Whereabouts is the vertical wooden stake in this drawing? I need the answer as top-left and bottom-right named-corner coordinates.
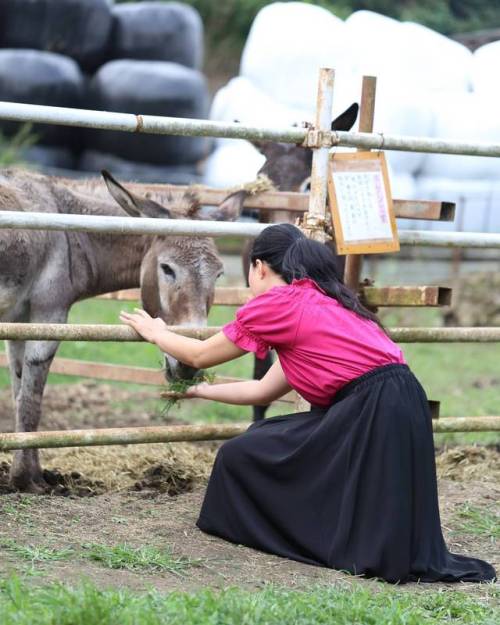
top-left (343, 76), bottom-right (377, 291)
top-left (295, 68), bottom-right (335, 412)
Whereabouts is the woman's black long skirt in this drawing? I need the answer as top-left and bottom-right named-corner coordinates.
top-left (197, 364), bottom-right (496, 584)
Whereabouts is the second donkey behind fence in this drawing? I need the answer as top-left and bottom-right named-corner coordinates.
top-left (226, 103), bottom-right (359, 419)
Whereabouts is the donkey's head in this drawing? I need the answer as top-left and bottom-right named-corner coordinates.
top-left (252, 103), bottom-right (359, 193)
top-left (102, 171), bottom-right (240, 381)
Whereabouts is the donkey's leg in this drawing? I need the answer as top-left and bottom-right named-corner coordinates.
top-left (9, 303), bottom-right (68, 492)
top-left (9, 336), bottom-right (62, 492)
top-left (6, 340), bottom-right (25, 405)
top-left (252, 351), bottom-right (274, 421)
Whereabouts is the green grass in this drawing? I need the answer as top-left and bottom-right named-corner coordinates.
top-left (0, 496), bottom-right (33, 521)
top-left (0, 576), bottom-right (498, 625)
top-left (82, 543), bottom-right (203, 577)
top-left (453, 504), bottom-right (500, 542)
top-left (0, 539), bottom-right (204, 577)
top-left (0, 539), bottom-right (73, 565)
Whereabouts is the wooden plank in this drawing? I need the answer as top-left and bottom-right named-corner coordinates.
top-left (98, 288), bottom-right (141, 302)
top-left (98, 286), bottom-right (452, 307)
top-left (361, 286), bottom-right (452, 307)
top-left (0, 354), bottom-right (295, 403)
top-left (394, 199), bottom-right (455, 221)
top-left (138, 183), bottom-right (454, 221)
top-left (0, 352), bottom-right (438, 412)
top-left (0, 353), bottom-right (439, 412)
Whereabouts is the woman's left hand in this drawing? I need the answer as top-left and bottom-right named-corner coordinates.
top-left (120, 308), bottom-right (167, 343)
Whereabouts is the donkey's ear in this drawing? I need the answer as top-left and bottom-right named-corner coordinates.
top-left (331, 103), bottom-right (359, 132)
top-left (202, 190), bottom-right (247, 222)
top-left (101, 170), bottom-right (171, 219)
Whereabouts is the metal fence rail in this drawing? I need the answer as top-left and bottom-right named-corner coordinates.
top-left (1, 211), bottom-right (500, 248)
top-left (0, 417), bottom-right (499, 451)
top-left (0, 323), bottom-right (499, 342)
top-left (3, 100), bottom-right (500, 157)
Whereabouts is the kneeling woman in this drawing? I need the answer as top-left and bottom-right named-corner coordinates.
top-left (120, 224), bottom-right (495, 584)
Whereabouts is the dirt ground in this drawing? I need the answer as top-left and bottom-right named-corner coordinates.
top-left (0, 383), bottom-right (498, 592)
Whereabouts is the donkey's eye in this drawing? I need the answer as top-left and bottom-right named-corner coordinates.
top-left (161, 263), bottom-right (176, 279)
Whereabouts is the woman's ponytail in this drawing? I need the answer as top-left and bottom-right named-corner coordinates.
top-left (281, 237), bottom-right (384, 329)
top-left (250, 224), bottom-right (384, 330)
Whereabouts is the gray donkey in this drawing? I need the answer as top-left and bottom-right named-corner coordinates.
top-left (0, 168), bottom-right (241, 492)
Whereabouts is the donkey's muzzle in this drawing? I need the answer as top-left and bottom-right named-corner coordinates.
top-left (164, 356), bottom-right (200, 382)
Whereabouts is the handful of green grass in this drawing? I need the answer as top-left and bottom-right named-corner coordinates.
top-left (160, 373), bottom-right (216, 416)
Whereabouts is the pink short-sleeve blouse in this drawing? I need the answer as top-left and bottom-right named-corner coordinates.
top-left (223, 278), bottom-right (406, 407)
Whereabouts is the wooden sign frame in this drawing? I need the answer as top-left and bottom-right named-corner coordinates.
top-left (327, 152), bottom-right (399, 254)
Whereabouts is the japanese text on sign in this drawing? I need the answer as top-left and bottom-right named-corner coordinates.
top-left (333, 170), bottom-right (392, 242)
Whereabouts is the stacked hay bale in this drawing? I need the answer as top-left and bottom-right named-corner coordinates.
top-left (0, 0), bottom-right (209, 183)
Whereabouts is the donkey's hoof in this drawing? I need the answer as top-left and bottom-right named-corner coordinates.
top-left (9, 473), bottom-right (49, 494)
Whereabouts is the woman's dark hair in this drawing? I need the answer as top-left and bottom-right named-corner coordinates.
top-left (250, 224), bottom-right (383, 329)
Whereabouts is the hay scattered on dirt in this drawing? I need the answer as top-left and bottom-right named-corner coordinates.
top-left (0, 442), bottom-right (217, 497)
top-left (436, 445), bottom-right (500, 482)
top-left (1, 444), bottom-right (497, 497)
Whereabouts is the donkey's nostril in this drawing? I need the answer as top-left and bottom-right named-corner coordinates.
top-left (175, 363), bottom-right (200, 381)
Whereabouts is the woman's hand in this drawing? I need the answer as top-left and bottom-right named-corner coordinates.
top-left (183, 382), bottom-right (211, 398)
top-left (120, 308), bottom-right (167, 343)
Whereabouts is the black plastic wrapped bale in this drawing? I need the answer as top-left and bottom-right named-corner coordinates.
top-left (85, 60), bottom-right (210, 165)
top-left (0, 0), bottom-right (113, 71)
top-left (0, 49), bottom-right (84, 148)
top-left (110, 1), bottom-right (203, 69)
top-left (79, 150), bottom-right (203, 184)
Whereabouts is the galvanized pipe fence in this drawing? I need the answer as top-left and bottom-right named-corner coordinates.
top-left (0, 323), bottom-right (499, 343)
top-left (1, 210), bottom-right (500, 248)
top-left (3, 99), bottom-right (500, 157)
top-left (0, 417), bottom-right (498, 452)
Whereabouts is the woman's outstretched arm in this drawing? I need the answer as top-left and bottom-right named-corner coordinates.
top-left (184, 360), bottom-right (292, 406)
top-left (119, 308), bottom-right (246, 367)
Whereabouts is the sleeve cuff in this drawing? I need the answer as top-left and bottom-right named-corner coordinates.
top-left (222, 320), bottom-right (269, 360)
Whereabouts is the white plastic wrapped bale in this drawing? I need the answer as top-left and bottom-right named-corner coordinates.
top-left (345, 11), bottom-right (403, 85)
top-left (211, 76), bottom-right (310, 127)
top-left (388, 172), bottom-right (419, 234)
top-left (399, 22), bottom-right (472, 92)
top-left (210, 76), bottom-right (310, 150)
top-left (345, 12), bottom-right (472, 95)
top-left (203, 142), bottom-right (265, 189)
top-left (368, 88), bottom-right (434, 175)
top-left (420, 92), bottom-right (500, 180)
top-left (471, 40), bottom-right (500, 95)
top-left (390, 172), bottom-right (417, 201)
top-left (240, 2), bottom-right (354, 112)
top-left (414, 176), bottom-right (500, 233)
